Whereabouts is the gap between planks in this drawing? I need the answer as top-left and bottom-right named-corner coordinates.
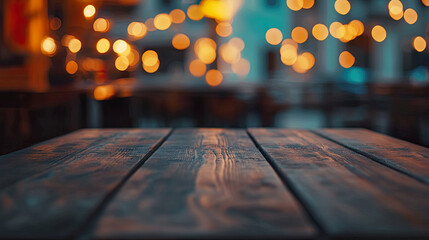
top-left (73, 129), bottom-right (174, 239)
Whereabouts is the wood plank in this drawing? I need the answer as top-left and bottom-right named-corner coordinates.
top-left (0, 129), bottom-right (120, 190)
top-left (0, 129), bottom-right (171, 239)
top-left (314, 128), bottom-right (429, 184)
top-left (95, 129), bottom-right (316, 239)
top-left (248, 128), bottom-right (429, 238)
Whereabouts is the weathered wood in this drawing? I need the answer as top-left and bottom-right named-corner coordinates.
top-left (95, 129), bottom-right (316, 239)
top-left (315, 128), bottom-right (429, 184)
top-left (0, 129), bottom-right (171, 239)
top-left (248, 128), bottom-right (429, 238)
top-left (0, 129), bottom-right (119, 190)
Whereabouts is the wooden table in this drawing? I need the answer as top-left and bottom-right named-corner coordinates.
top-left (0, 128), bottom-right (428, 239)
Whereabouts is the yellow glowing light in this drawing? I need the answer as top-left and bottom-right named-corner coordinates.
top-left (187, 5), bottom-right (204, 21)
top-left (200, 0), bottom-right (235, 21)
top-left (194, 38), bottom-right (217, 64)
top-left (113, 40), bottom-right (128, 54)
top-left (291, 27), bottom-right (308, 43)
top-left (189, 59), bottom-right (207, 77)
top-left (93, 18), bottom-right (109, 32)
top-left (335, 0), bottom-right (351, 15)
top-left (205, 69), bottom-right (223, 87)
top-left (302, 0), bottom-right (315, 9)
top-left (66, 60), bottom-right (78, 74)
top-left (287, 0), bottom-right (304, 11)
top-left (127, 49), bottom-right (140, 67)
top-left (371, 25), bottom-right (387, 42)
top-left (41, 37), bottom-right (56, 56)
top-left (216, 22), bottom-right (233, 37)
top-left (312, 24), bottom-right (328, 41)
top-left (349, 20), bottom-right (364, 36)
top-left (127, 22), bottom-right (147, 40)
top-left (229, 37), bottom-right (245, 51)
top-left (170, 9), bottom-right (186, 24)
top-left (220, 43), bottom-right (241, 64)
top-left (404, 8), bottom-right (418, 24)
top-left (388, 0), bottom-right (403, 14)
top-left (339, 51), bottom-right (355, 68)
top-left (232, 58), bottom-right (250, 76)
top-left (143, 60), bottom-right (160, 73)
top-left (282, 39), bottom-right (298, 48)
top-left (412, 36), bottom-right (427, 52)
top-left (115, 56), bottom-right (129, 71)
top-left (280, 44), bottom-right (298, 66)
top-left (330, 22), bottom-right (345, 39)
top-left (292, 52), bottom-right (315, 73)
top-left (154, 13), bottom-right (172, 30)
top-left (83, 5), bottom-right (96, 18)
top-left (96, 38), bottom-right (110, 54)
top-left (94, 85), bottom-right (115, 100)
top-left (142, 50), bottom-right (159, 67)
top-left (265, 28), bottom-right (283, 45)
top-left (422, 0), bottom-right (429, 6)
top-left (389, 7), bottom-right (403, 20)
top-left (68, 38), bottom-right (81, 53)
top-left (172, 33), bottom-right (190, 50)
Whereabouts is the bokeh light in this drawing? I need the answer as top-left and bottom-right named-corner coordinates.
top-left (371, 25), bottom-right (387, 42)
top-left (287, 0), bottom-right (304, 11)
top-left (68, 38), bottom-right (81, 53)
top-left (205, 69), bottom-right (223, 87)
top-left (143, 60), bottom-right (160, 73)
top-left (339, 51), bottom-right (355, 68)
top-left (265, 28), bottom-right (283, 45)
top-left (142, 50), bottom-right (159, 67)
top-left (83, 5), bottom-right (96, 19)
top-left (291, 26), bottom-right (308, 43)
top-left (127, 22), bottom-right (147, 40)
top-left (94, 85), bottom-right (115, 100)
top-left (412, 36), bottom-right (427, 52)
top-left (66, 60), bottom-right (78, 74)
top-left (330, 22), bottom-right (346, 39)
top-left (113, 40), bottom-right (128, 54)
top-left (403, 8), bottom-right (418, 24)
top-left (335, 0), bottom-right (351, 15)
top-left (292, 52), bottom-right (315, 73)
top-left (312, 24), bottom-right (329, 41)
top-left (172, 33), bottom-right (190, 50)
top-left (194, 38), bottom-right (217, 64)
top-left (96, 38), bottom-right (110, 54)
top-left (187, 5), bottom-right (204, 21)
top-left (189, 59), bottom-right (206, 77)
top-left (93, 18), bottom-right (110, 32)
top-left (170, 9), bottom-right (186, 24)
top-left (302, 0), bottom-right (315, 9)
top-left (115, 56), bottom-right (129, 71)
top-left (280, 44), bottom-right (298, 66)
top-left (154, 13), bottom-right (172, 30)
top-left (41, 37), bottom-right (56, 56)
top-left (216, 22), bottom-right (233, 37)
top-left (232, 58), bottom-right (250, 76)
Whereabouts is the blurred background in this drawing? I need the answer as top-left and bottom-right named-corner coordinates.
top-left (0, 0), bottom-right (428, 154)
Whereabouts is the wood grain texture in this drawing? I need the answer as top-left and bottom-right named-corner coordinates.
top-left (315, 128), bottom-right (429, 184)
top-left (0, 129), bottom-right (171, 239)
top-left (95, 129), bottom-right (316, 239)
top-left (249, 128), bottom-right (429, 238)
top-left (0, 129), bottom-right (120, 190)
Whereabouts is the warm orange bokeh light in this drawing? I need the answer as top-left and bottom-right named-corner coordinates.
top-left (335, 0), bottom-right (351, 15)
top-left (170, 9), bottom-right (186, 24)
top-left (220, 43), bottom-right (241, 64)
top-left (113, 40), bottom-right (128, 54)
top-left (287, 0), bottom-right (304, 11)
top-left (154, 13), bottom-right (172, 30)
top-left (412, 36), bottom-right (427, 52)
top-left (66, 60), bottom-right (78, 74)
top-left (83, 5), bottom-right (96, 18)
top-left (93, 18), bottom-right (110, 32)
top-left (143, 60), bottom-right (160, 73)
top-left (404, 8), bottom-right (418, 24)
top-left (189, 59), bottom-right (207, 77)
top-left (349, 20), bottom-right (364, 36)
top-left (41, 37), bottom-right (56, 56)
top-left (422, 0), bottom-right (429, 6)
top-left (216, 22), bottom-right (233, 37)
top-left (229, 37), bottom-right (245, 51)
top-left (205, 69), bottom-right (223, 87)
top-left (312, 24), bottom-right (329, 41)
top-left (142, 50), bottom-right (159, 67)
top-left (96, 38), bottom-right (110, 54)
top-left (265, 28), bottom-right (283, 45)
top-left (339, 51), bottom-right (355, 68)
top-left (302, 0), bottom-right (315, 9)
top-left (187, 5), bottom-right (204, 21)
top-left (145, 18), bottom-right (156, 31)
top-left (292, 52), bottom-right (315, 73)
top-left (291, 27), bottom-right (308, 43)
top-left (172, 33), bottom-right (190, 50)
top-left (280, 44), bottom-right (298, 66)
top-left (371, 25), bottom-right (387, 42)
top-left (194, 38), bottom-right (217, 64)
top-left (330, 22), bottom-right (346, 39)
top-left (94, 85), bottom-right (115, 100)
top-left (68, 38), bottom-right (81, 53)
top-left (115, 56), bottom-right (129, 71)
top-left (127, 22), bottom-right (147, 40)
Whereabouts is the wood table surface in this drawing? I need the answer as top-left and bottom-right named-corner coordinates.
top-left (0, 128), bottom-right (428, 239)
